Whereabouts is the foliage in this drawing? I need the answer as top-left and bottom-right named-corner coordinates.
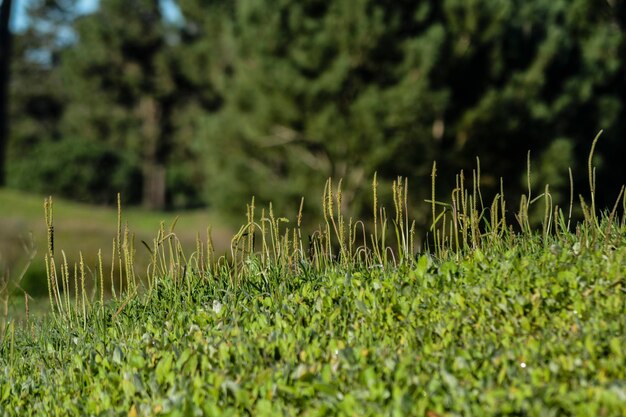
top-left (1, 163), bottom-right (626, 415)
top-left (0, 187), bottom-right (626, 416)
top-left (4, 246), bottom-right (626, 415)
top-left (8, 0), bottom-right (213, 209)
top-left (6, 0), bottom-right (626, 220)
top-left (200, 0), bottom-right (446, 218)
top-left (6, 0), bottom-right (78, 189)
top-left (59, 0), bottom-right (174, 209)
top-left (8, 138), bottom-right (141, 204)
top-left (439, 0), bottom-right (625, 205)
top-left (197, 0), bottom-right (626, 221)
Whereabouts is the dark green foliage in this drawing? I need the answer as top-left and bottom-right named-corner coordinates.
top-left (7, 0), bottom-right (213, 209)
top-left (8, 138), bottom-right (141, 204)
top-left (5, 0), bottom-right (626, 221)
top-left (436, 0), bottom-right (625, 205)
top-left (6, 1), bottom-right (86, 201)
top-left (59, 0), bottom-right (172, 209)
top-left (194, 0), bottom-right (626, 221)
top-left (200, 0), bottom-right (446, 218)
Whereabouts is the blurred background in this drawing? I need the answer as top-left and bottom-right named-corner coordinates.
top-left (0, 0), bottom-right (625, 305)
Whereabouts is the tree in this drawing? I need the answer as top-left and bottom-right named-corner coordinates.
top-left (0, 0), bottom-right (13, 185)
top-left (60, 0), bottom-right (175, 209)
top-left (200, 0), bottom-right (446, 220)
top-left (196, 0), bottom-right (626, 225)
top-left (156, 0), bottom-right (231, 208)
top-left (7, 0), bottom-right (75, 156)
top-left (433, 0), bottom-right (625, 212)
top-left (5, 0), bottom-right (130, 202)
top-left (9, 0), bottom-right (222, 209)
top-left (4, 0), bottom-right (625, 222)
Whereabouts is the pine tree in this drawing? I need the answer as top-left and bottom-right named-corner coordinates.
top-left (201, 0), bottom-right (446, 219)
top-left (197, 0), bottom-right (626, 221)
top-left (0, 0), bottom-right (13, 185)
top-left (159, 0), bottom-right (231, 208)
top-left (435, 0), bottom-right (625, 208)
top-left (61, 0), bottom-right (174, 208)
top-left (6, 0), bottom-right (77, 192)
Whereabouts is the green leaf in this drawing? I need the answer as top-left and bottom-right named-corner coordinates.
top-left (155, 352), bottom-right (174, 385)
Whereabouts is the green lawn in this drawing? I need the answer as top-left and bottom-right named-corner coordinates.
top-left (1, 170), bottom-right (625, 415)
top-left (1, 229), bottom-right (625, 415)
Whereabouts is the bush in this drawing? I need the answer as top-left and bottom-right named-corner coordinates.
top-left (7, 138), bottom-right (141, 205)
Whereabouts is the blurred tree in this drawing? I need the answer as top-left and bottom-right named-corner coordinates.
top-left (6, 0), bottom-right (78, 193)
top-left (60, 0), bottom-right (176, 209)
top-left (200, 0), bottom-right (447, 221)
top-left (0, 0), bottom-right (13, 185)
top-left (11, 137), bottom-right (141, 203)
top-left (9, 0), bottom-right (224, 209)
top-left (436, 0), bottom-right (625, 210)
top-left (159, 0), bottom-right (231, 208)
top-left (4, 0), bottom-right (625, 223)
top-left (197, 0), bottom-right (625, 224)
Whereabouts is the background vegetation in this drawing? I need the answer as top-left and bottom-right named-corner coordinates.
top-left (3, 0), bottom-right (625, 217)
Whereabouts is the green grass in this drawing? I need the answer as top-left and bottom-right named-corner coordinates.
top-left (0, 188), bottom-right (233, 254)
top-left (0, 188), bottom-right (233, 311)
top-left (3, 234), bottom-right (626, 416)
top-left (1, 136), bottom-right (625, 416)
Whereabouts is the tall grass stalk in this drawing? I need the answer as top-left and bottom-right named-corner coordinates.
top-left (39, 132), bottom-right (623, 325)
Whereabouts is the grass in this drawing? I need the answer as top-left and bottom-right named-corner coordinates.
top-left (1, 134), bottom-right (625, 416)
top-left (0, 188), bottom-right (233, 315)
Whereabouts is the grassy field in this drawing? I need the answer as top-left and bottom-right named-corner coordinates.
top-left (3, 233), bottom-right (626, 416)
top-left (1, 145), bottom-right (625, 415)
top-left (0, 188), bottom-right (233, 316)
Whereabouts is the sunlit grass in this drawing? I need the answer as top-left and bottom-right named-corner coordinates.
top-left (0, 188), bottom-right (233, 318)
top-left (0, 133), bottom-right (625, 415)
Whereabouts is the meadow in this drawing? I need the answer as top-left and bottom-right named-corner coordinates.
top-left (0, 188), bottom-right (234, 317)
top-left (0, 137), bottom-right (625, 416)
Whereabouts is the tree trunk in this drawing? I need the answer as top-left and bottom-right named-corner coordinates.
top-left (0, 0), bottom-right (13, 186)
top-left (137, 95), bottom-right (166, 210)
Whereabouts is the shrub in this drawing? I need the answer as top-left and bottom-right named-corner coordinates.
top-left (7, 138), bottom-right (141, 205)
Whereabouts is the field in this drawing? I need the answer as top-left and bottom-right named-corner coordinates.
top-left (0, 188), bottom-right (234, 316)
top-left (1, 154), bottom-right (626, 415)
